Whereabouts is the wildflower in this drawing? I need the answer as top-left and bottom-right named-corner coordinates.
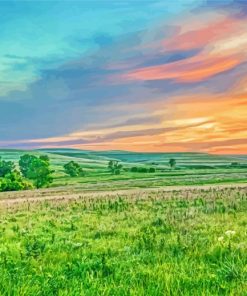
top-left (225, 230), bottom-right (236, 237)
top-left (218, 236), bottom-right (224, 242)
top-left (236, 242), bottom-right (246, 250)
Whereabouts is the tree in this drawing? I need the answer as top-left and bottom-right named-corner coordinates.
top-left (63, 161), bottom-right (84, 177)
top-left (19, 154), bottom-right (35, 178)
top-left (108, 160), bottom-right (123, 175)
top-left (0, 157), bottom-right (15, 177)
top-left (130, 167), bottom-right (138, 172)
top-left (19, 154), bottom-right (53, 188)
top-left (169, 158), bottom-right (176, 169)
top-left (0, 171), bottom-right (33, 192)
top-left (137, 167), bottom-right (148, 173)
top-left (149, 167), bottom-right (156, 173)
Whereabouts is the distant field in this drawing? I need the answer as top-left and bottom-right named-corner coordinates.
top-left (0, 186), bottom-right (246, 295)
top-left (0, 149), bottom-right (246, 190)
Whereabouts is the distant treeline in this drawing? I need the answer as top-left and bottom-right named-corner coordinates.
top-left (129, 167), bottom-right (156, 173)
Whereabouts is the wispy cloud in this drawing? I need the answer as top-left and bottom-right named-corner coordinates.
top-left (121, 14), bottom-right (247, 83)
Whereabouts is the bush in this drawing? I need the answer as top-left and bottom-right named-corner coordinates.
top-left (137, 167), bottom-right (148, 173)
top-left (0, 171), bottom-right (33, 192)
top-left (131, 167), bottom-right (155, 173)
top-left (64, 161), bottom-right (84, 177)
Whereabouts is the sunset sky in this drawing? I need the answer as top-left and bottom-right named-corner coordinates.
top-left (0, 0), bottom-right (247, 153)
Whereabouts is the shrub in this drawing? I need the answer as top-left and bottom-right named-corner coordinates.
top-left (137, 167), bottom-right (148, 173)
top-left (64, 161), bottom-right (84, 177)
top-left (0, 171), bottom-right (33, 192)
top-left (131, 167), bottom-right (155, 173)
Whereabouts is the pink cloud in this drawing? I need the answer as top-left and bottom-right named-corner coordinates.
top-left (122, 54), bottom-right (241, 82)
top-left (163, 17), bottom-right (239, 51)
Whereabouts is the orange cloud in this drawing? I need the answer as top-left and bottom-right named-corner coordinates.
top-left (150, 78), bottom-right (247, 153)
top-left (74, 75), bottom-right (247, 153)
top-left (13, 75), bottom-right (246, 154)
top-left (123, 54), bottom-right (241, 82)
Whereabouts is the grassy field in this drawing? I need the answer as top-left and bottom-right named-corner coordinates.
top-left (0, 149), bottom-right (246, 190)
top-left (0, 149), bottom-right (246, 295)
top-left (0, 186), bottom-right (246, 295)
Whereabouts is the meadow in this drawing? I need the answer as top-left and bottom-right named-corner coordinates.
top-left (0, 149), bottom-right (246, 295)
top-left (0, 186), bottom-right (246, 295)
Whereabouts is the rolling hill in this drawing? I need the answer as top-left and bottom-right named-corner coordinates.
top-left (0, 148), bottom-right (246, 190)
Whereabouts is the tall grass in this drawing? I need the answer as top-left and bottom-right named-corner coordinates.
top-left (0, 187), bottom-right (246, 295)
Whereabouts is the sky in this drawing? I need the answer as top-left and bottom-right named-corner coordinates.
top-left (0, 0), bottom-right (247, 154)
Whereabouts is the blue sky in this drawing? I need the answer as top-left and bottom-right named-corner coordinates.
top-left (0, 1), bottom-right (198, 94)
top-left (0, 0), bottom-right (247, 153)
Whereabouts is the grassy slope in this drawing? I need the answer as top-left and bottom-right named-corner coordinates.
top-left (38, 148), bottom-right (247, 165)
top-left (0, 149), bottom-right (247, 189)
top-left (0, 187), bottom-right (246, 295)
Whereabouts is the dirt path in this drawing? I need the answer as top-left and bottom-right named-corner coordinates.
top-left (0, 183), bottom-right (246, 206)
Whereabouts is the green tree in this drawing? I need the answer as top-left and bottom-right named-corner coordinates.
top-left (19, 154), bottom-right (53, 188)
top-left (0, 171), bottom-right (33, 192)
top-left (137, 167), bottom-right (148, 173)
top-left (130, 167), bottom-right (138, 172)
top-left (169, 158), bottom-right (176, 169)
top-left (0, 157), bottom-right (15, 177)
top-left (108, 160), bottom-right (123, 175)
top-left (63, 161), bottom-right (84, 177)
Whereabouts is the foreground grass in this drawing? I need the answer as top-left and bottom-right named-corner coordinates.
top-left (0, 187), bottom-right (246, 295)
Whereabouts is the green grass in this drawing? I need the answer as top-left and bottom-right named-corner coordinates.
top-left (0, 187), bottom-right (246, 295)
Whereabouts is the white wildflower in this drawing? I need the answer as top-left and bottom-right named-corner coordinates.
top-left (225, 230), bottom-right (236, 237)
top-left (218, 236), bottom-right (224, 242)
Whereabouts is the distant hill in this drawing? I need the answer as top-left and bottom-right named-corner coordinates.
top-left (37, 148), bottom-right (247, 168)
top-left (1, 148), bottom-right (247, 188)
top-left (1, 148), bottom-right (246, 171)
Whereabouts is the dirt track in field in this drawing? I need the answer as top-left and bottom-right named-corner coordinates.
top-left (0, 183), bottom-right (246, 207)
